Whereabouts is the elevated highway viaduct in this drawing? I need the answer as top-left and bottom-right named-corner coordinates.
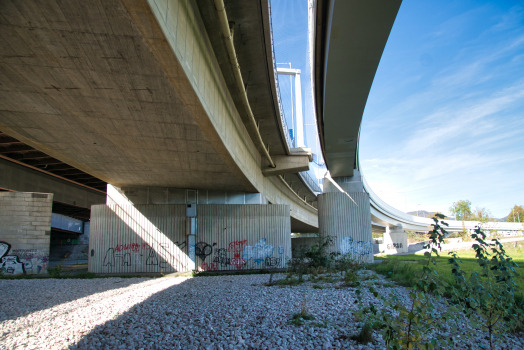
top-left (0, 0), bottom-right (320, 274)
top-left (312, 0), bottom-right (523, 258)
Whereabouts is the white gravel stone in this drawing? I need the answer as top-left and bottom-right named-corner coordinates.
top-left (0, 273), bottom-right (522, 350)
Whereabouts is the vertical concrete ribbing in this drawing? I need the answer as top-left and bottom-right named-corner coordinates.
top-left (318, 192), bottom-right (373, 263)
top-left (89, 204), bottom-right (291, 273)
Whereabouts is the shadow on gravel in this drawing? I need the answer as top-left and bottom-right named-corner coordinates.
top-left (71, 275), bottom-right (290, 350)
top-left (0, 277), bottom-right (153, 322)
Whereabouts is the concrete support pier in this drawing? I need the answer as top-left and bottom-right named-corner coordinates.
top-left (0, 191), bottom-right (52, 275)
top-left (382, 226), bottom-right (409, 254)
top-left (88, 185), bottom-right (291, 274)
top-left (318, 171), bottom-right (373, 263)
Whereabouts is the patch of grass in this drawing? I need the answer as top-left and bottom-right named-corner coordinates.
top-left (375, 244), bottom-right (524, 291)
top-left (276, 276), bottom-right (303, 286)
top-left (291, 310), bottom-right (315, 325)
top-left (47, 263), bottom-right (63, 278)
top-left (290, 297), bottom-right (315, 326)
top-left (344, 270), bottom-right (359, 287)
top-left (369, 260), bottom-right (419, 287)
top-left (313, 319), bottom-right (329, 328)
top-left (313, 284), bottom-right (325, 289)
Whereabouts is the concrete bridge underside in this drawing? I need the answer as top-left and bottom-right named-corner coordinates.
top-left (0, 0), bottom-right (317, 232)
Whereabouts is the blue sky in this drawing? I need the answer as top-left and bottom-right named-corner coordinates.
top-left (271, 1), bottom-right (524, 218)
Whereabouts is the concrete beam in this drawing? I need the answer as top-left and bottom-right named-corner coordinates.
top-left (0, 158), bottom-right (105, 209)
top-left (290, 147), bottom-right (313, 161)
top-left (262, 155), bottom-right (309, 177)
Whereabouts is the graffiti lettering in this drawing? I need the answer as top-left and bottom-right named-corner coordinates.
top-left (0, 242), bottom-right (25, 275)
top-left (243, 238), bottom-right (274, 265)
top-left (113, 243), bottom-right (150, 252)
top-left (228, 240), bottom-right (247, 269)
top-left (11, 248), bottom-right (48, 274)
top-left (212, 248), bottom-right (230, 267)
top-left (146, 249), bottom-right (158, 266)
top-left (264, 257), bottom-right (281, 267)
top-left (103, 248), bottom-right (115, 267)
top-left (340, 237), bottom-right (372, 256)
top-left (201, 262), bottom-right (219, 271)
top-left (387, 243), bottom-right (403, 249)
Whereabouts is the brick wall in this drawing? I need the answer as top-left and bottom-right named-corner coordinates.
top-left (0, 192), bottom-right (53, 275)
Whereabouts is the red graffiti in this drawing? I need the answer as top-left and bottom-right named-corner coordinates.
top-left (230, 257), bottom-right (245, 269)
top-left (201, 262), bottom-right (219, 271)
top-left (228, 240), bottom-right (247, 269)
top-left (114, 243), bottom-right (150, 252)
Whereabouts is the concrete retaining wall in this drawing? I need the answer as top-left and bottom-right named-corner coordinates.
top-left (89, 204), bottom-right (291, 274)
top-left (0, 192), bottom-right (52, 275)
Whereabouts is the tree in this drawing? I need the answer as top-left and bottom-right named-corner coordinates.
top-left (428, 211), bottom-right (448, 219)
top-left (471, 207), bottom-right (492, 224)
top-left (449, 200), bottom-right (472, 220)
top-left (506, 205), bottom-right (524, 223)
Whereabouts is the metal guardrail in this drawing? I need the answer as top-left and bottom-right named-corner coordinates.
top-left (299, 171), bottom-right (322, 194)
top-left (267, 2), bottom-right (293, 149)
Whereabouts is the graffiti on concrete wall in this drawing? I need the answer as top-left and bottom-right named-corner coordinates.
top-left (0, 242), bottom-right (25, 275)
top-left (212, 248), bottom-right (230, 267)
top-left (11, 249), bottom-right (49, 274)
top-left (228, 240), bottom-right (247, 269)
top-left (242, 238), bottom-right (274, 265)
top-left (103, 242), bottom-right (171, 269)
top-left (387, 243), bottom-right (403, 249)
top-left (101, 238), bottom-right (286, 272)
top-left (340, 237), bottom-right (372, 256)
top-left (195, 242), bottom-right (216, 261)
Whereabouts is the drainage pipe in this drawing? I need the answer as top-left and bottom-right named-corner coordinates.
top-left (214, 0), bottom-right (276, 168)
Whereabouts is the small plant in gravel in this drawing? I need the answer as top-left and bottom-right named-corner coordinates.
top-left (446, 225), bottom-right (523, 348)
top-left (344, 269), bottom-right (359, 287)
top-left (290, 297), bottom-right (315, 326)
top-left (289, 236), bottom-right (339, 273)
top-left (47, 262), bottom-right (63, 278)
top-left (350, 322), bottom-right (374, 344)
top-left (357, 214), bottom-right (460, 349)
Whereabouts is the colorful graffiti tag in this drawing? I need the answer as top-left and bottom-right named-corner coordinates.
top-left (102, 238), bottom-right (286, 271)
top-left (12, 249), bottom-right (49, 274)
top-left (242, 238), bottom-right (274, 265)
top-left (0, 242), bottom-right (26, 275)
top-left (340, 237), bottom-right (372, 256)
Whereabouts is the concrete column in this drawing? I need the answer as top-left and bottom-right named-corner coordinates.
top-left (318, 171), bottom-right (373, 263)
top-left (381, 226), bottom-right (409, 254)
top-left (0, 191), bottom-right (52, 275)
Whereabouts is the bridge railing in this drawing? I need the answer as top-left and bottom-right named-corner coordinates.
top-left (299, 171), bottom-right (322, 194)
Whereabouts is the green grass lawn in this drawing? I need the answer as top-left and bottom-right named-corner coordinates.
top-left (372, 242), bottom-right (524, 295)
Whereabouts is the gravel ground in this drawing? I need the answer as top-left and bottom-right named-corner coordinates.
top-left (0, 272), bottom-right (523, 350)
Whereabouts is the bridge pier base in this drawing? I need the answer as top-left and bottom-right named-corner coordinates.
top-left (88, 185), bottom-right (291, 274)
top-left (318, 172), bottom-right (374, 263)
top-left (382, 226), bottom-right (409, 254)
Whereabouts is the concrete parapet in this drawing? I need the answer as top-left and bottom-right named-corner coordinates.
top-left (0, 191), bottom-right (52, 275)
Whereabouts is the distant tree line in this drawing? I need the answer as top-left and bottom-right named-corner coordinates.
top-left (448, 200), bottom-right (523, 223)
